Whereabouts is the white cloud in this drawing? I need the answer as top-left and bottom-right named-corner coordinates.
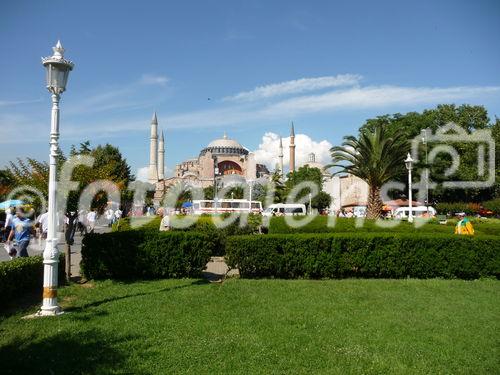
top-left (264, 85), bottom-right (500, 116)
top-left (1, 76), bottom-right (499, 145)
top-left (136, 166), bottom-right (150, 182)
top-left (0, 98), bottom-right (43, 107)
top-left (224, 74), bottom-right (362, 102)
top-left (253, 132), bottom-right (333, 171)
top-left (140, 74), bottom-right (169, 86)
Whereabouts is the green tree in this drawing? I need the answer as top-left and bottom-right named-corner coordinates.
top-left (7, 142), bottom-right (134, 213)
top-left (285, 165), bottom-right (325, 210)
top-left (329, 123), bottom-right (409, 219)
top-left (359, 104), bottom-right (498, 203)
top-left (312, 191), bottom-right (332, 211)
top-left (0, 169), bottom-right (14, 201)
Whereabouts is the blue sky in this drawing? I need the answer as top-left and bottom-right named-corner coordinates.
top-left (1, 0), bottom-right (499, 179)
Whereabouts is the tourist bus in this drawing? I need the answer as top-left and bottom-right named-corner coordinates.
top-left (394, 206), bottom-right (436, 219)
top-left (191, 199), bottom-right (262, 214)
top-left (262, 203), bottom-right (307, 217)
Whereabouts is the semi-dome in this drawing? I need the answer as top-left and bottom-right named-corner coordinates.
top-left (200, 132), bottom-right (249, 157)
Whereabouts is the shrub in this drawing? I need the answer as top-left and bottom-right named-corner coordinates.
top-left (0, 254), bottom-right (66, 309)
top-left (225, 233), bottom-right (500, 279)
top-left (113, 215), bottom-right (261, 256)
top-left (435, 202), bottom-right (480, 216)
top-left (483, 198), bottom-right (500, 215)
top-left (81, 230), bottom-right (213, 280)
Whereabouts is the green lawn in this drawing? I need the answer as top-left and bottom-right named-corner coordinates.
top-left (1, 279), bottom-right (499, 374)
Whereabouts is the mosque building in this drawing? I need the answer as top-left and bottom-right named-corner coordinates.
top-left (146, 113), bottom-right (270, 204)
top-left (147, 112), bottom-right (368, 210)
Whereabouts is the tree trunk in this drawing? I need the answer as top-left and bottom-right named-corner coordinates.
top-left (366, 185), bottom-right (383, 219)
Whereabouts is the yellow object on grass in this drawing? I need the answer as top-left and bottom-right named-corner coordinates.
top-left (455, 217), bottom-right (474, 236)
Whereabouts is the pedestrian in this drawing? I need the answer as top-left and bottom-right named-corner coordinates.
top-left (105, 207), bottom-right (114, 227)
top-left (454, 212), bottom-right (474, 235)
top-left (159, 209), bottom-right (172, 231)
top-left (77, 210), bottom-right (87, 235)
top-left (37, 210), bottom-right (49, 249)
top-left (65, 211), bottom-right (79, 245)
top-left (3, 207), bottom-right (13, 242)
top-left (114, 207), bottom-right (123, 223)
top-left (86, 209), bottom-right (97, 233)
top-left (7, 207), bottom-right (33, 257)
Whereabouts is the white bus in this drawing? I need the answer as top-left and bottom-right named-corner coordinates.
top-left (394, 206), bottom-right (436, 219)
top-left (262, 203), bottom-right (307, 217)
top-left (192, 199), bottom-right (262, 215)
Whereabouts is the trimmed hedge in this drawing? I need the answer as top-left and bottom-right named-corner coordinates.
top-left (226, 233), bottom-right (500, 279)
top-left (81, 230), bottom-right (213, 280)
top-left (0, 255), bottom-right (66, 309)
top-left (268, 216), bottom-right (500, 237)
top-left (112, 215), bottom-right (261, 256)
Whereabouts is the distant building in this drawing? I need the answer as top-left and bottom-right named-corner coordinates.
top-left (146, 114), bottom-right (368, 209)
top-left (147, 114), bottom-right (269, 205)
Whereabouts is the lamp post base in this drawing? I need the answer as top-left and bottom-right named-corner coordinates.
top-left (23, 307), bottom-right (64, 319)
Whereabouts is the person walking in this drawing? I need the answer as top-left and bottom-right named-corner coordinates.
top-left (86, 209), bottom-right (97, 233)
top-left (105, 207), bottom-right (114, 227)
top-left (3, 207), bottom-right (13, 242)
top-left (77, 210), bottom-right (87, 235)
top-left (114, 207), bottom-right (123, 223)
top-left (37, 210), bottom-right (49, 249)
top-left (7, 207), bottom-right (33, 257)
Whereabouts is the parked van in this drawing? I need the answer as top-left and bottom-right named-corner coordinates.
top-left (262, 204), bottom-right (307, 217)
top-left (394, 206), bottom-right (436, 219)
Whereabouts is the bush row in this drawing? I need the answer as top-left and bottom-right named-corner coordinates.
top-left (0, 254), bottom-right (66, 310)
top-left (112, 215), bottom-right (261, 255)
top-left (225, 233), bottom-right (500, 279)
top-left (81, 230), bottom-right (213, 280)
top-left (483, 198), bottom-right (500, 214)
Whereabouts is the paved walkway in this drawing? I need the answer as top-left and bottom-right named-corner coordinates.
top-left (0, 225), bottom-right (110, 278)
top-left (203, 256), bottom-right (239, 282)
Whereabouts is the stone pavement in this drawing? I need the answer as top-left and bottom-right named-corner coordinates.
top-left (0, 225), bottom-right (110, 277)
top-left (203, 256), bottom-right (239, 282)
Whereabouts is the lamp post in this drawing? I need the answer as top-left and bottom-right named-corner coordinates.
top-left (404, 153), bottom-right (414, 223)
top-left (40, 41), bottom-right (74, 316)
top-left (421, 128), bottom-right (429, 212)
top-left (247, 179), bottom-right (255, 213)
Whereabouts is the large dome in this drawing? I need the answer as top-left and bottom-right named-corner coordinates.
top-left (200, 132), bottom-right (249, 157)
top-left (207, 137), bottom-right (243, 148)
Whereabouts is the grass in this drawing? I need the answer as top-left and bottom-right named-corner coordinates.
top-left (1, 278), bottom-right (499, 374)
top-left (268, 216), bottom-right (500, 236)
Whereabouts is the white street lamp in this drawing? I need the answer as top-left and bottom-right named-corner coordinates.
top-left (404, 152), bottom-right (414, 223)
top-left (39, 41), bottom-right (74, 316)
top-left (247, 179), bottom-right (255, 213)
top-left (309, 192), bottom-right (312, 215)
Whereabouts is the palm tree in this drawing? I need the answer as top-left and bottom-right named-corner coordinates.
top-left (329, 124), bottom-right (409, 219)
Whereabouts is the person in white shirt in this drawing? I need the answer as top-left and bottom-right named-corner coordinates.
top-left (36, 211), bottom-right (49, 249)
top-left (86, 210), bottom-right (97, 233)
top-left (3, 207), bottom-right (13, 242)
top-left (37, 211), bottom-right (49, 239)
top-left (114, 208), bottom-right (122, 222)
top-left (105, 208), bottom-right (114, 227)
top-left (159, 210), bottom-right (172, 231)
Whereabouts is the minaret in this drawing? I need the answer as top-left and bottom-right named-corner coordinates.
top-left (148, 112), bottom-right (159, 183)
top-left (278, 136), bottom-right (284, 177)
top-left (158, 130), bottom-right (165, 180)
top-left (289, 122), bottom-right (296, 172)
